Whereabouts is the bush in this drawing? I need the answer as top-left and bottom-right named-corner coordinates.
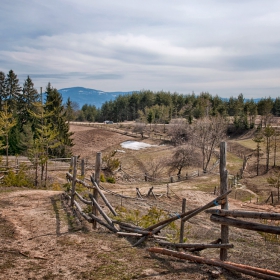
top-left (2, 165), bottom-right (33, 188)
top-left (106, 177), bottom-right (115, 183)
top-left (100, 174), bottom-right (106, 182)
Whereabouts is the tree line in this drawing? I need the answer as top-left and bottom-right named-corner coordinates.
top-left (73, 90), bottom-right (280, 129)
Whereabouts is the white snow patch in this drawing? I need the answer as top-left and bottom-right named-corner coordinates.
top-left (121, 141), bottom-right (157, 150)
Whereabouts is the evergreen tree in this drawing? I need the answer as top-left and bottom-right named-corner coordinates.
top-left (0, 71), bottom-right (5, 111)
top-left (19, 76), bottom-right (39, 127)
top-left (4, 70), bottom-right (22, 112)
top-left (64, 97), bottom-right (76, 122)
top-left (44, 83), bottom-right (73, 157)
top-left (272, 97), bottom-right (280, 117)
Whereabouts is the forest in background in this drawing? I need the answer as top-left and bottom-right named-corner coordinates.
top-left (1, 70), bottom-right (280, 168)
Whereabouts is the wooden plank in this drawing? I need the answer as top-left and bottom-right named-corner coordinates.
top-left (210, 214), bottom-right (280, 234)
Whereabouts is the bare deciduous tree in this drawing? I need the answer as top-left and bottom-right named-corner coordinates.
top-left (146, 157), bottom-right (167, 181)
top-left (169, 144), bottom-right (200, 176)
top-left (133, 122), bottom-right (146, 138)
top-left (191, 116), bottom-right (227, 173)
top-left (167, 119), bottom-right (188, 146)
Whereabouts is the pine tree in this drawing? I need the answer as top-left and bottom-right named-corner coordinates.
top-left (4, 70), bottom-right (22, 112)
top-left (0, 71), bottom-right (5, 111)
top-left (19, 76), bottom-right (39, 128)
top-left (44, 83), bottom-right (73, 157)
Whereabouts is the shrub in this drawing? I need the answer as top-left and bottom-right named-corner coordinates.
top-left (106, 176), bottom-right (115, 184)
top-left (2, 165), bottom-right (33, 188)
top-left (100, 174), bottom-right (106, 182)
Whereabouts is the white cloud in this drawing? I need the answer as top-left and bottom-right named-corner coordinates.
top-left (1, 0), bottom-right (280, 98)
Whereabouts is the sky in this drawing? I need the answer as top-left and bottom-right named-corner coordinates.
top-left (1, 0), bottom-right (280, 99)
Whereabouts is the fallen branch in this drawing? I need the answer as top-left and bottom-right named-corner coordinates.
top-left (147, 247), bottom-right (280, 280)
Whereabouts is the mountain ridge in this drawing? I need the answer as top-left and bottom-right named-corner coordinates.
top-left (58, 87), bottom-right (136, 108)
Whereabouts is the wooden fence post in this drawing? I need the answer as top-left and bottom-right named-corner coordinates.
top-left (69, 156), bottom-right (74, 173)
top-left (220, 142), bottom-right (229, 261)
top-left (81, 159), bottom-right (85, 176)
top-left (92, 152), bottom-right (101, 229)
top-left (179, 198), bottom-right (186, 243)
top-left (70, 156), bottom-right (78, 207)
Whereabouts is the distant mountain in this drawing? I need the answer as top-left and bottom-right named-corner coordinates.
top-left (58, 87), bottom-right (136, 108)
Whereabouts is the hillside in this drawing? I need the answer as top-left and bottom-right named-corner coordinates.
top-left (1, 124), bottom-right (280, 279)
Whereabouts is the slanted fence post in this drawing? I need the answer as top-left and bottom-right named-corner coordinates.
top-left (220, 142), bottom-right (229, 261)
top-left (70, 156), bottom-right (78, 207)
top-left (92, 152), bottom-right (102, 229)
top-left (179, 198), bottom-right (186, 243)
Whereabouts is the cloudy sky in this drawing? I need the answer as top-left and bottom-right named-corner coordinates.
top-left (1, 0), bottom-right (280, 98)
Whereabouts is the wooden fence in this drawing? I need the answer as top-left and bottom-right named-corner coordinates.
top-left (64, 142), bottom-right (280, 280)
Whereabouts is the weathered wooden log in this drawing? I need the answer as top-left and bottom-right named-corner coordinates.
top-left (180, 198), bottom-right (186, 243)
top-left (112, 220), bottom-right (144, 230)
top-left (88, 213), bottom-right (118, 233)
top-left (75, 191), bottom-right (92, 205)
top-left (117, 232), bottom-right (144, 237)
top-left (189, 238), bottom-right (222, 252)
top-left (206, 209), bottom-right (280, 220)
top-left (73, 200), bottom-right (92, 222)
top-left (92, 152), bottom-right (102, 229)
top-left (119, 225), bottom-right (151, 235)
top-left (220, 142), bottom-right (229, 261)
top-left (147, 186), bottom-right (153, 197)
top-left (210, 214), bottom-right (280, 234)
top-left (224, 261), bottom-right (280, 279)
top-left (147, 247), bottom-right (280, 280)
top-left (151, 190), bottom-right (157, 199)
top-left (70, 156), bottom-right (78, 207)
top-left (117, 232), bottom-right (167, 240)
top-left (91, 179), bottom-right (117, 216)
top-left (66, 172), bottom-right (93, 189)
top-left (89, 193), bottom-right (116, 231)
top-left (132, 191), bottom-right (231, 247)
top-left (155, 240), bottom-right (234, 249)
top-left (136, 188), bottom-right (143, 199)
top-left (147, 190), bottom-right (231, 231)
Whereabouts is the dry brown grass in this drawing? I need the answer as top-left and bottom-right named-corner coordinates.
top-left (1, 123), bottom-right (280, 279)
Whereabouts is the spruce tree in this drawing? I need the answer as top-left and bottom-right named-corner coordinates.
top-left (19, 76), bottom-right (39, 128)
top-left (4, 70), bottom-right (22, 112)
top-left (0, 71), bottom-right (5, 111)
top-left (44, 83), bottom-right (73, 157)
